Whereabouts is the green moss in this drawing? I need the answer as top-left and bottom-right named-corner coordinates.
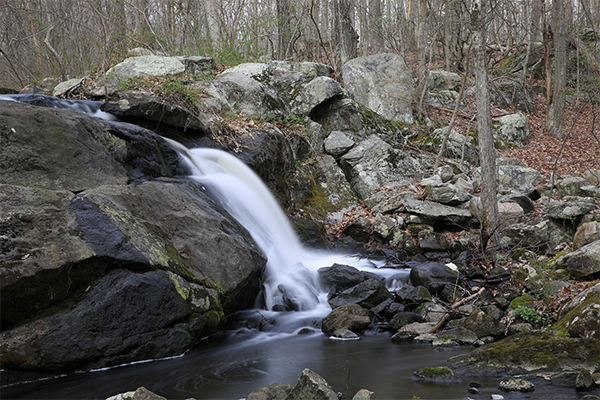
top-left (420, 366), bottom-right (454, 376)
top-left (553, 289), bottom-right (600, 333)
top-left (167, 272), bottom-right (191, 300)
top-left (359, 104), bottom-right (409, 137)
top-left (508, 295), bottom-right (535, 310)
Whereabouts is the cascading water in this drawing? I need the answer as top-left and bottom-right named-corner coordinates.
top-left (1, 94), bottom-right (118, 121)
top-left (164, 138), bottom-right (410, 323)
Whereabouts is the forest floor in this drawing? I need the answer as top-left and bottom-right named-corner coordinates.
top-left (427, 88), bottom-right (600, 182)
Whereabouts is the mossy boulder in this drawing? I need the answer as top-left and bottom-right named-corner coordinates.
top-left (412, 366), bottom-right (462, 383)
top-left (451, 333), bottom-right (600, 386)
top-left (459, 311), bottom-right (502, 339)
top-left (554, 284), bottom-right (600, 340)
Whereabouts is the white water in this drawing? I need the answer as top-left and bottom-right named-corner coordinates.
top-left (164, 138), bottom-right (410, 319)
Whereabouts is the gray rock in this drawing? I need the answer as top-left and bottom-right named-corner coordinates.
top-left (342, 53), bottom-right (415, 123)
top-left (498, 378), bottom-right (535, 392)
top-left (321, 304), bottom-right (373, 336)
top-left (555, 283), bottom-right (600, 339)
top-left (388, 312), bottom-right (424, 330)
top-left (576, 369), bottom-right (596, 391)
top-left (211, 71), bottom-right (288, 119)
top-left (412, 366), bottom-right (462, 383)
top-left (426, 128), bottom-right (480, 166)
top-left (429, 90), bottom-right (461, 108)
top-left (427, 70), bottom-right (461, 91)
top-left (490, 80), bottom-right (536, 113)
top-left (504, 218), bottom-right (572, 253)
top-left (418, 230), bottom-right (452, 251)
top-left (295, 76), bottom-right (344, 115)
top-left (495, 112), bottom-right (531, 148)
top-left (560, 240), bottom-right (600, 278)
top-left (318, 264), bottom-right (381, 290)
top-left (102, 90), bottom-right (208, 131)
top-left (175, 55), bottom-right (215, 76)
top-left (0, 101), bottom-right (128, 192)
top-left (324, 130), bottom-right (355, 157)
top-left (555, 176), bottom-right (590, 197)
top-left (247, 382), bottom-right (294, 400)
top-left (394, 285), bottom-right (433, 305)
top-left (372, 214), bottom-right (397, 242)
top-left (343, 217), bottom-right (372, 242)
top-left (331, 329), bottom-right (360, 339)
top-left (409, 262), bottom-right (458, 296)
top-left (52, 77), bottom-right (85, 97)
top-left (403, 198), bottom-right (473, 225)
top-left (285, 369), bottom-right (338, 400)
top-left (459, 311), bottom-right (501, 338)
top-left (352, 389), bottom-right (376, 400)
top-left (582, 169), bottom-right (600, 185)
top-left (547, 199), bottom-right (597, 220)
top-left (397, 322), bottom-right (437, 337)
top-left (0, 269), bottom-right (225, 374)
top-left (340, 136), bottom-right (429, 199)
top-left (437, 327), bottom-right (479, 345)
top-left (313, 97), bottom-right (363, 138)
top-left (86, 55), bottom-right (186, 96)
top-left (329, 278), bottom-right (393, 309)
top-left (420, 302), bottom-right (448, 323)
top-left (268, 60), bottom-right (333, 78)
top-left (426, 183), bottom-right (471, 205)
top-left (311, 155), bottom-right (360, 223)
top-left (367, 190), bottom-right (418, 214)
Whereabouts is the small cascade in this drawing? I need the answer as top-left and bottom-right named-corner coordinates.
top-left (0, 94), bottom-right (118, 121)
top-left (165, 139), bottom-right (409, 316)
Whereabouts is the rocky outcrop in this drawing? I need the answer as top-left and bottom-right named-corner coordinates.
top-left (0, 100), bottom-right (266, 382)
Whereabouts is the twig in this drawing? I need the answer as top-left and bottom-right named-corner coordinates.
top-left (452, 287), bottom-right (486, 309)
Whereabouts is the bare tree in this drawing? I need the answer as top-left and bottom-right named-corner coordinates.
top-left (471, 0), bottom-right (499, 251)
top-left (332, 0), bottom-right (358, 74)
top-left (547, 0), bottom-right (567, 137)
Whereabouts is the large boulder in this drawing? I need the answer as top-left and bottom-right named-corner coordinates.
top-left (0, 100), bottom-right (268, 383)
top-left (403, 198), bottom-right (473, 225)
top-left (559, 240), bottom-right (600, 278)
top-left (1, 269), bottom-right (225, 377)
top-left (424, 128), bottom-right (480, 166)
top-left (285, 369), bottom-right (338, 400)
top-left (554, 284), bottom-right (600, 339)
top-left (85, 55), bottom-right (187, 97)
top-left (342, 53), bottom-right (415, 123)
top-left (495, 112), bottom-right (531, 148)
top-left (102, 90), bottom-right (209, 132)
top-left (340, 135), bottom-right (429, 199)
top-left (0, 101), bottom-right (128, 191)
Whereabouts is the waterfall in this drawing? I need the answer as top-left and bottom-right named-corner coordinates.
top-left (1, 94), bottom-right (408, 316)
top-left (165, 139), bottom-right (408, 316)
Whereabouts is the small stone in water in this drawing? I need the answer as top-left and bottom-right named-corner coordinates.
top-left (467, 387), bottom-right (479, 394)
top-left (491, 395), bottom-right (504, 400)
top-left (498, 378), bottom-right (535, 392)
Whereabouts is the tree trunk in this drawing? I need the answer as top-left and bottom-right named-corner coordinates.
top-left (547, 0), bottom-right (566, 138)
top-left (369, 0), bottom-right (384, 52)
top-left (277, 0), bottom-right (292, 59)
top-left (332, 0), bottom-right (358, 75)
top-left (471, 0), bottom-right (499, 251)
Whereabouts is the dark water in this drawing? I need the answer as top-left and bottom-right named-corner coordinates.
top-left (2, 312), bottom-right (587, 400)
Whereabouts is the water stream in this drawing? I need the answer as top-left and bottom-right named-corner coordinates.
top-left (1, 95), bottom-right (586, 400)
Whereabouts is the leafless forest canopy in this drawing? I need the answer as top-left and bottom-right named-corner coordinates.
top-left (1, 0), bottom-right (600, 89)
